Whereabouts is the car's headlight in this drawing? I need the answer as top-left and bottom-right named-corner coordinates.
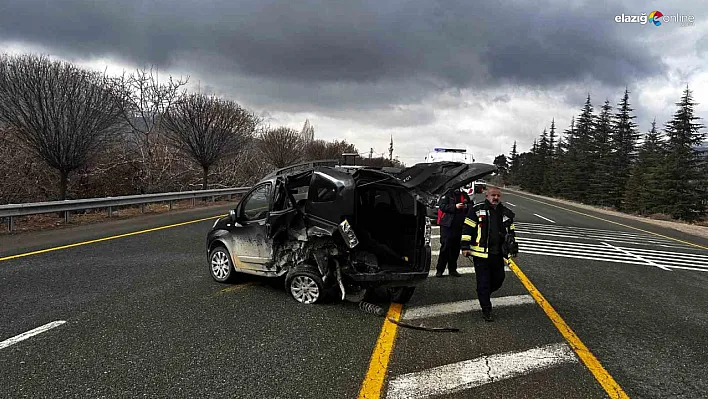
top-left (424, 217), bottom-right (431, 246)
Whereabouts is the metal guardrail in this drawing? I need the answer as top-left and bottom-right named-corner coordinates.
top-left (0, 187), bottom-right (251, 232)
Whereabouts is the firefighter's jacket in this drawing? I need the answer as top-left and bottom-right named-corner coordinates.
top-left (460, 200), bottom-right (517, 259)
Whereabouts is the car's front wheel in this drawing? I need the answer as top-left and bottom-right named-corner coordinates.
top-left (388, 286), bottom-right (416, 304)
top-left (285, 266), bottom-right (325, 304)
top-left (209, 246), bottom-right (236, 283)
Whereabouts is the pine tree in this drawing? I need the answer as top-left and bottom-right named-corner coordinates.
top-left (624, 119), bottom-right (665, 214)
top-left (538, 128), bottom-right (550, 194)
top-left (659, 86), bottom-right (707, 220)
top-left (555, 118), bottom-right (573, 199)
top-left (611, 88), bottom-right (640, 209)
top-left (509, 141), bottom-right (520, 185)
top-left (564, 96), bottom-right (595, 202)
top-left (590, 100), bottom-right (615, 207)
top-left (545, 119), bottom-right (558, 195)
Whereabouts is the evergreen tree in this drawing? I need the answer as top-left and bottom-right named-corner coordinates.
top-left (509, 141), bottom-right (520, 185)
top-left (659, 86), bottom-right (707, 220)
top-left (590, 100), bottom-right (615, 206)
top-left (624, 119), bottom-right (665, 214)
top-left (565, 96), bottom-right (596, 202)
top-left (611, 88), bottom-right (640, 209)
top-left (538, 128), bottom-right (550, 193)
top-left (544, 119), bottom-right (558, 195)
top-left (555, 118), bottom-right (573, 199)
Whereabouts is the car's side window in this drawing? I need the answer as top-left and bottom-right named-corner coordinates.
top-left (242, 183), bottom-right (271, 221)
top-left (310, 173), bottom-right (337, 202)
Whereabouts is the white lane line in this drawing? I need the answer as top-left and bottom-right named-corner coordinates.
top-left (427, 266), bottom-right (511, 276)
top-left (402, 295), bottom-right (534, 321)
top-left (516, 222), bottom-right (654, 237)
top-left (617, 246), bottom-right (708, 261)
top-left (515, 231), bottom-right (688, 249)
top-left (533, 213), bottom-right (556, 224)
top-left (505, 202), bottom-right (516, 207)
top-left (386, 342), bottom-right (577, 399)
top-left (519, 249), bottom-right (649, 266)
top-left (0, 321), bottom-right (66, 350)
top-left (601, 242), bottom-right (670, 271)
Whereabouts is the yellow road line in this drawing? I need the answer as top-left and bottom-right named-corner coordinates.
top-left (0, 215), bottom-right (225, 262)
top-left (507, 191), bottom-right (708, 251)
top-left (507, 258), bottom-right (630, 399)
top-left (358, 302), bottom-right (403, 399)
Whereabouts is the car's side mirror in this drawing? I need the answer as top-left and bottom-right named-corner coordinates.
top-left (229, 209), bottom-right (237, 223)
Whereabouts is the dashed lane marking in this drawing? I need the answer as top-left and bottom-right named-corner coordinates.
top-left (533, 213), bottom-right (556, 223)
top-left (0, 321), bottom-right (66, 350)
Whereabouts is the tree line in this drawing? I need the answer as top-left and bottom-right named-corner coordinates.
top-left (0, 54), bottom-right (401, 204)
top-left (494, 86), bottom-right (708, 222)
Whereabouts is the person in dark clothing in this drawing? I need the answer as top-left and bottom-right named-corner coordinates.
top-left (461, 186), bottom-right (518, 321)
top-left (435, 187), bottom-right (471, 277)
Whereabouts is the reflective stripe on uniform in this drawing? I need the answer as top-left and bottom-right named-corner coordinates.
top-left (471, 250), bottom-right (488, 258)
top-left (461, 234), bottom-right (472, 241)
top-left (464, 217), bottom-right (476, 227)
top-left (510, 223), bottom-right (516, 231)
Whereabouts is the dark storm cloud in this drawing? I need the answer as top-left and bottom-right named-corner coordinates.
top-left (0, 0), bottom-right (666, 94)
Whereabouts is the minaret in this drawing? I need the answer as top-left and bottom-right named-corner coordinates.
top-left (388, 135), bottom-right (393, 161)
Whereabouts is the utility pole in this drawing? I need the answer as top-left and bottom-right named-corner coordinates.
top-left (369, 148), bottom-right (373, 159)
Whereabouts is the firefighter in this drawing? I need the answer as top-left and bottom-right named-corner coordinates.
top-left (461, 186), bottom-right (518, 321)
top-left (435, 186), bottom-right (471, 277)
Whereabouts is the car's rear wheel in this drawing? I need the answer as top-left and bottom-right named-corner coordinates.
top-left (388, 286), bottom-right (416, 304)
top-left (285, 266), bottom-right (325, 304)
top-left (209, 246), bottom-right (236, 283)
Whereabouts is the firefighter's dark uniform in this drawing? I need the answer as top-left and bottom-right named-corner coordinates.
top-left (460, 199), bottom-right (517, 319)
top-left (436, 188), bottom-right (471, 277)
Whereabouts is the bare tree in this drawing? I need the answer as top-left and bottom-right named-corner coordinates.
top-left (162, 93), bottom-right (259, 189)
top-left (110, 66), bottom-right (189, 193)
top-left (258, 126), bottom-right (306, 168)
top-left (304, 139), bottom-right (356, 161)
top-left (0, 54), bottom-right (124, 199)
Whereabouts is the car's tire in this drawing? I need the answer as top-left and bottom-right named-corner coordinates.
top-left (388, 286), bottom-right (416, 304)
top-left (285, 266), bottom-right (326, 304)
top-left (209, 246), bottom-right (237, 283)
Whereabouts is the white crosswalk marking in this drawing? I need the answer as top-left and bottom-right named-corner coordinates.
top-left (386, 343), bottom-right (577, 399)
top-left (514, 222), bottom-right (708, 272)
top-left (402, 295), bottom-right (535, 320)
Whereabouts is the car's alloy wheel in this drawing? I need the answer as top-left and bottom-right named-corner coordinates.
top-left (290, 275), bottom-right (320, 304)
top-left (209, 247), bottom-right (235, 283)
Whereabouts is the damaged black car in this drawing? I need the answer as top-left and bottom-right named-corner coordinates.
top-left (206, 160), bottom-right (496, 304)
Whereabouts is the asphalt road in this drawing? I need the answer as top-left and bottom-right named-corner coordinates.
top-left (1, 190), bottom-right (707, 398)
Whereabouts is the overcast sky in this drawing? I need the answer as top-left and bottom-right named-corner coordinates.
top-left (1, 0), bottom-right (706, 164)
